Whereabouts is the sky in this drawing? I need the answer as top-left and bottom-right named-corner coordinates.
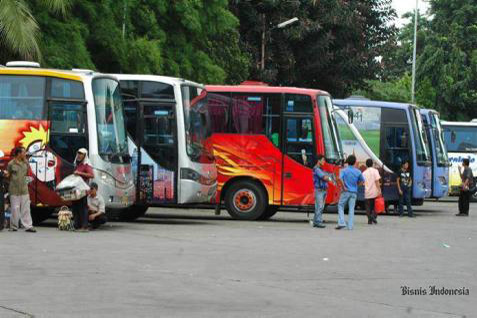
top-left (392, 0), bottom-right (430, 27)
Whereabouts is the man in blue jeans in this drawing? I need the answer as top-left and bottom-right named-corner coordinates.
top-left (337, 155), bottom-right (365, 230)
top-left (312, 154), bottom-right (329, 228)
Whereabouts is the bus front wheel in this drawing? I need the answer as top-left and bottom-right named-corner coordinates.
top-left (225, 180), bottom-right (267, 220)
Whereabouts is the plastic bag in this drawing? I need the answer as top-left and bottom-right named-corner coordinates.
top-left (375, 196), bottom-right (385, 214)
top-left (56, 175), bottom-right (90, 192)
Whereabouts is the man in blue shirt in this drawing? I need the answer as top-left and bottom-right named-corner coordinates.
top-left (337, 155), bottom-right (365, 230)
top-left (312, 154), bottom-right (329, 228)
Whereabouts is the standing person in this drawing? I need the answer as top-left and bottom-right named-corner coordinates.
top-left (337, 155), bottom-right (365, 230)
top-left (456, 158), bottom-right (474, 216)
top-left (311, 154), bottom-right (329, 228)
top-left (6, 146), bottom-right (36, 232)
top-left (397, 161), bottom-right (413, 217)
top-left (87, 182), bottom-right (107, 229)
top-left (72, 148), bottom-right (94, 232)
top-left (363, 159), bottom-right (381, 225)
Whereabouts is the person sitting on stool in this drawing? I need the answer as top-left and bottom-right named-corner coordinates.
top-left (87, 182), bottom-right (107, 229)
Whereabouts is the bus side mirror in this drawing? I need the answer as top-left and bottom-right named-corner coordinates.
top-left (347, 109), bottom-right (354, 124)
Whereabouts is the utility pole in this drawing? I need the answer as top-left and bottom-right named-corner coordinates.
top-left (411, 0), bottom-right (418, 104)
top-left (122, 0), bottom-right (127, 39)
top-left (261, 14), bottom-right (266, 71)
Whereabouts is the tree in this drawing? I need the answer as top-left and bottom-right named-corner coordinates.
top-left (230, 0), bottom-right (397, 97)
top-left (418, 0), bottom-right (477, 120)
top-left (24, 0), bottom-right (250, 85)
top-left (0, 0), bottom-right (70, 60)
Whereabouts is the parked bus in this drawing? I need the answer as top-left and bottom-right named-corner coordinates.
top-left (420, 109), bottom-right (449, 198)
top-left (0, 62), bottom-right (135, 223)
top-left (334, 98), bottom-right (432, 205)
top-left (441, 120), bottom-right (477, 200)
top-left (114, 74), bottom-right (217, 218)
top-left (205, 82), bottom-right (343, 220)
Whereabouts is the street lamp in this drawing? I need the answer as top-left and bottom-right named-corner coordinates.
top-left (261, 17), bottom-right (299, 70)
top-left (411, 0), bottom-right (418, 104)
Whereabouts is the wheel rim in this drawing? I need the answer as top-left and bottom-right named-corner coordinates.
top-left (233, 189), bottom-right (257, 213)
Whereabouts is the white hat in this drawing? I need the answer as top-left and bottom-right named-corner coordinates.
top-left (77, 148), bottom-right (88, 154)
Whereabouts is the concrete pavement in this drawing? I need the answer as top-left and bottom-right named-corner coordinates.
top-left (0, 200), bottom-right (475, 317)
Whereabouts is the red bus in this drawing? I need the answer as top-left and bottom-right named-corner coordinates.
top-left (206, 82), bottom-right (343, 220)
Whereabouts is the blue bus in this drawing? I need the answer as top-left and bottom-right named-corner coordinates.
top-left (420, 109), bottom-right (449, 198)
top-left (334, 98), bottom-right (432, 205)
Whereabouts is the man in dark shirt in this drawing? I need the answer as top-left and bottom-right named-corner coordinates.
top-left (457, 158), bottom-right (474, 216)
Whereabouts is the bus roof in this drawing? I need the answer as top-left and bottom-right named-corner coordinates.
top-left (112, 74), bottom-right (203, 88)
top-left (333, 98), bottom-right (415, 110)
top-left (420, 108), bottom-right (440, 116)
top-left (0, 65), bottom-right (110, 82)
top-left (206, 84), bottom-right (329, 96)
top-left (441, 120), bottom-right (477, 127)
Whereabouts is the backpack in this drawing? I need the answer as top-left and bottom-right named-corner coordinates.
top-left (57, 206), bottom-right (74, 231)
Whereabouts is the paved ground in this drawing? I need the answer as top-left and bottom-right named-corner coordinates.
top-left (0, 199), bottom-right (475, 318)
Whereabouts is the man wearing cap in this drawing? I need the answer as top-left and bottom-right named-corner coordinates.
top-left (87, 182), bottom-right (107, 229)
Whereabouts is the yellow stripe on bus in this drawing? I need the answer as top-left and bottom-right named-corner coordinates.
top-left (0, 69), bottom-right (82, 81)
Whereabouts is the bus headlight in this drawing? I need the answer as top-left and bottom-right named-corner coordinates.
top-left (180, 168), bottom-right (214, 185)
top-left (438, 176), bottom-right (448, 185)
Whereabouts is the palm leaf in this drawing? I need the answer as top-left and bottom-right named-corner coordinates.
top-left (0, 0), bottom-right (40, 59)
top-left (41, 0), bottom-right (71, 15)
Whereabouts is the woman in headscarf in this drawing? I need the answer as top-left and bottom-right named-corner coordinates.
top-left (72, 148), bottom-right (94, 232)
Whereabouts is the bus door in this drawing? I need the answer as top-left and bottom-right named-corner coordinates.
top-left (139, 101), bottom-right (178, 204)
top-left (282, 114), bottom-right (316, 206)
top-left (380, 109), bottom-right (411, 201)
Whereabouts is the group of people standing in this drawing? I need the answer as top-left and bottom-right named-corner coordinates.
top-left (312, 155), bottom-right (417, 230)
top-left (1, 147), bottom-right (106, 233)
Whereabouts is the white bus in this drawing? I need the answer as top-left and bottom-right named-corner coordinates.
top-left (442, 120), bottom-right (477, 199)
top-left (0, 62), bottom-right (135, 222)
top-left (113, 74), bottom-right (217, 217)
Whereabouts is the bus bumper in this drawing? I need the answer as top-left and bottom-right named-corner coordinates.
top-left (179, 180), bottom-right (217, 204)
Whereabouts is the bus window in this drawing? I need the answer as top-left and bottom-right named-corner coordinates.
top-left (143, 103), bottom-right (176, 171)
top-left (48, 103), bottom-right (87, 163)
top-left (207, 93), bottom-right (230, 133)
top-left (285, 117), bottom-right (315, 167)
top-left (230, 94), bottom-right (264, 134)
top-left (0, 75), bottom-right (45, 119)
top-left (443, 126), bottom-right (477, 152)
top-left (50, 78), bottom-right (84, 99)
top-left (142, 81), bottom-right (175, 99)
top-left (263, 94), bottom-right (281, 147)
top-left (123, 100), bottom-right (139, 140)
top-left (285, 94), bottom-right (313, 113)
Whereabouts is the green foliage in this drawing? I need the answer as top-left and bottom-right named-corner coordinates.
top-left (353, 74), bottom-right (412, 103)
top-left (231, 0), bottom-right (397, 97)
top-left (3, 0), bottom-right (249, 85)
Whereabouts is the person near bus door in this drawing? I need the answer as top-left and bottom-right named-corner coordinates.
top-left (363, 159), bottom-right (381, 225)
top-left (456, 158), bottom-right (474, 216)
top-left (397, 161), bottom-right (413, 217)
top-left (337, 155), bottom-right (365, 230)
top-left (72, 148), bottom-right (94, 232)
top-left (311, 154), bottom-right (329, 228)
top-left (6, 146), bottom-right (36, 232)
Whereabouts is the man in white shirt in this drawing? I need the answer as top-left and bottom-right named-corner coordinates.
top-left (362, 159), bottom-right (381, 225)
top-left (87, 182), bottom-right (107, 229)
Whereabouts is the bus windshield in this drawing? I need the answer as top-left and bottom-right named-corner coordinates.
top-left (92, 78), bottom-right (129, 162)
top-left (317, 95), bottom-right (341, 163)
top-left (410, 108), bottom-right (431, 164)
top-left (443, 125), bottom-right (477, 152)
top-left (182, 85), bottom-right (213, 163)
top-left (430, 113), bottom-right (449, 165)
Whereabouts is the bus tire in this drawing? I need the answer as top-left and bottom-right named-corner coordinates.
top-left (225, 180), bottom-right (267, 220)
top-left (31, 207), bottom-right (53, 225)
top-left (258, 206), bottom-right (279, 220)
